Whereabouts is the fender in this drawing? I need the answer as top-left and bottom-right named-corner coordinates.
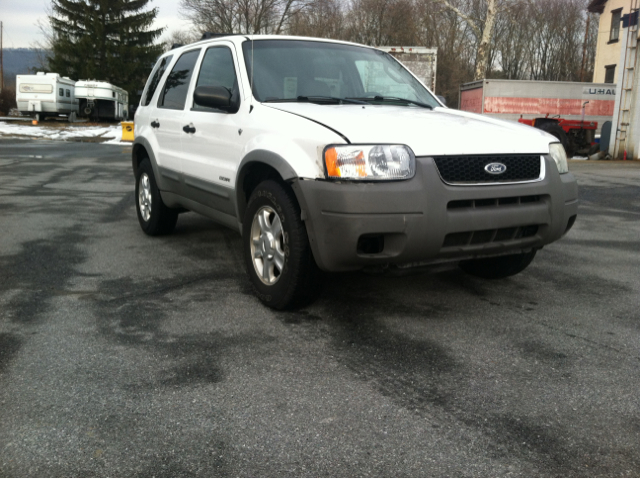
top-left (235, 149), bottom-right (299, 223)
top-left (132, 137), bottom-right (160, 182)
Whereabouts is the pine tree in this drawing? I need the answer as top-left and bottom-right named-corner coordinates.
top-left (47, 0), bottom-right (164, 103)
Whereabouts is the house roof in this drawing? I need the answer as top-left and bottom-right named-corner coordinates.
top-left (587, 0), bottom-right (607, 14)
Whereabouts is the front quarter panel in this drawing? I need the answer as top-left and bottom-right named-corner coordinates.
top-left (240, 104), bottom-right (346, 180)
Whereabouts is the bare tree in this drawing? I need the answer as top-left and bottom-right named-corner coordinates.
top-left (431, 0), bottom-right (531, 80)
top-left (345, 0), bottom-right (418, 46)
top-left (288, 0), bottom-right (345, 38)
top-left (180, 0), bottom-right (311, 34)
top-left (163, 29), bottom-right (200, 52)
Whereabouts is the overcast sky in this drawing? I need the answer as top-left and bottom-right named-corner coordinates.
top-left (0, 0), bottom-right (191, 49)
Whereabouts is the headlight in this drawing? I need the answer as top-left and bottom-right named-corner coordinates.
top-left (324, 144), bottom-right (416, 180)
top-left (549, 142), bottom-right (568, 174)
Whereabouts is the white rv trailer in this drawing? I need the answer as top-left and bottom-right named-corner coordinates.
top-left (75, 80), bottom-right (129, 121)
top-left (16, 72), bottom-right (79, 121)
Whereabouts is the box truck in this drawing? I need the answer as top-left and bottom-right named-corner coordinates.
top-left (460, 79), bottom-right (616, 156)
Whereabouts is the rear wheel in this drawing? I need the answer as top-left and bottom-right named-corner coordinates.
top-left (537, 122), bottom-right (573, 158)
top-left (243, 180), bottom-right (322, 310)
top-left (459, 250), bottom-right (537, 279)
top-left (135, 158), bottom-right (178, 235)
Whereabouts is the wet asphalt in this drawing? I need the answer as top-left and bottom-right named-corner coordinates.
top-left (0, 138), bottom-right (639, 477)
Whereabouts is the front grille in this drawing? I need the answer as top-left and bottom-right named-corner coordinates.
top-left (433, 155), bottom-right (541, 184)
top-left (442, 225), bottom-right (540, 248)
top-left (447, 195), bottom-right (541, 209)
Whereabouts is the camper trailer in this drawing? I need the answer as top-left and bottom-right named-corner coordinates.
top-left (16, 73), bottom-right (79, 121)
top-left (75, 81), bottom-right (129, 121)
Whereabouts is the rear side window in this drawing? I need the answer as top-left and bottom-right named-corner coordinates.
top-left (158, 49), bottom-right (201, 110)
top-left (142, 55), bottom-right (173, 106)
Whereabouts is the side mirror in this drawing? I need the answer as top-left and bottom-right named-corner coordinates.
top-left (194, 86), bottom-right (238, 112)
top-left (436, 95), bottom-right (447, 107)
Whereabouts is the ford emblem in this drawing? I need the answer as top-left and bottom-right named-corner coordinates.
top-left (484, 162), bottom-right (507, 174)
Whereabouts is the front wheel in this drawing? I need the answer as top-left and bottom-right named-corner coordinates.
top-left (243, 180), bottom-right (322, 310)
top-left (135, 158), bottom-right (178, 235)
top-left (459, 250), bottom-right (537, 279)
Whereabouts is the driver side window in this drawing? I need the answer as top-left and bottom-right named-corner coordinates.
top-left (193, 46), bottom-right (239, 112)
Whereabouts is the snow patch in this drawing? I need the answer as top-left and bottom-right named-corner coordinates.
top-left (0, 121), bottom-right (132, 146)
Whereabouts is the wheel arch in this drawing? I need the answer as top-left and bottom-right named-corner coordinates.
top-left (132, 137), bottom-right (160, 179)
top-left (235, 150), bottom-right (299, 222)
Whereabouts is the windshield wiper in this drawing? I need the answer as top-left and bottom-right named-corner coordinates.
top-left (262, 96), bottom-right (368, 105)
top-left (348, 95), bottom-right (433, 109)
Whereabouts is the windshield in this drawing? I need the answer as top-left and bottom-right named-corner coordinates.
top-left (242, 40), bottom-right (438, 107)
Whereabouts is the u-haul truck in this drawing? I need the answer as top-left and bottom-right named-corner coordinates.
top-left (460, 79), bottom-right (616, 156)
top-left (16, 72), bottom-right (79, 121)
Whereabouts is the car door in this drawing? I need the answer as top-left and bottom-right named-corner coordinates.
top-left (148, 48), bottom-right (202, 192)
top-left (180, 43), bottom-right (245, 218)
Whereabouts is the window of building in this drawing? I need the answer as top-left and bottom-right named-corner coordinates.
top-left (610, 8), bottom-right (622, 42)
top-left (605, 64), bottom-right (616, 83)
top-left (66, 89), bottom-right (70, 97)
top-left (59, 88), bottom-right (64, 96)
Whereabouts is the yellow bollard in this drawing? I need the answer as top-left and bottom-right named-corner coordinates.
top-left (121, 121), bottom-right (135, 142)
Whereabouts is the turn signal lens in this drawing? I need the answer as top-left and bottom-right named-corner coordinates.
top-left (324, 144), bottom-right (415, 180)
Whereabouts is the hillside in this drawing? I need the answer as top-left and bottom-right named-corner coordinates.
top-left (2, 48), bottom-right (47, 88)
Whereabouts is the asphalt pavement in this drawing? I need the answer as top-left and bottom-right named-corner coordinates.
top-left (0, 138), bottom-right (639, 477)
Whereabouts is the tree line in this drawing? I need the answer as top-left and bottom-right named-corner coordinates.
top-left (36, 0), bottom-right (596, 110)
top-left (179, 0), bottom-right (598, 106)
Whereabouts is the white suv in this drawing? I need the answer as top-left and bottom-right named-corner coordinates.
top-left (132, 35), bottom-right (578, 309)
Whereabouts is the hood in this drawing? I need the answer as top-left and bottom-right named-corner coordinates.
top-left (264, 103), bottom-right (554, 156)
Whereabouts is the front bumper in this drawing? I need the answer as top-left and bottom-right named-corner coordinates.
top-left (291, 156), bottom-right (578, 272)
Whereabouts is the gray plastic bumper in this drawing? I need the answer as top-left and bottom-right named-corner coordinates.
top-left (291, 156), bottom-right (578, 272)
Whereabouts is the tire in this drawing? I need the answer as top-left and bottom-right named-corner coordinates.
top-left (536, 122), bottom-right (574, 158)
top-left (242, 180), bottom-right (322, 310)
top-left (135, 158), bottom-right (178, 236)
top-left (459, 249), bottom-right (537, 279)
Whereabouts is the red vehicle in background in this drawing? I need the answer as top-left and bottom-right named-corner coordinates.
top-left (460, 79), bottom-right (614, 157)
top-left (517, 116), bottom-right (598, 157)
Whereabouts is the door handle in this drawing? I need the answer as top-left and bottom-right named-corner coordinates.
top-left (150, 120), bottom-right (160, 128)
top-left (183, 124), bottom-right (196, 134)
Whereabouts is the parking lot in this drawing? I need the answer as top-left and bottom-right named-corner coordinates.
top-left (0, 138), bottom-right (639, 476)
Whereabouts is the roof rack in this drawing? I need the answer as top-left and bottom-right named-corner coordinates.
top-left (200, 32), bottom-right (234, 40)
